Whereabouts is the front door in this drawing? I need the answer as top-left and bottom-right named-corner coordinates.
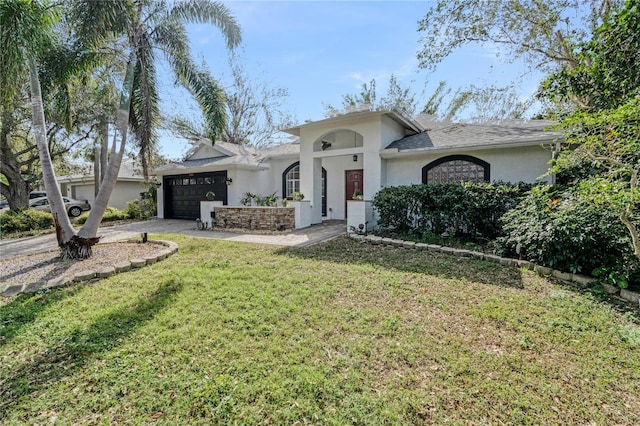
top-left (345, 169), bottom-right (364, 217)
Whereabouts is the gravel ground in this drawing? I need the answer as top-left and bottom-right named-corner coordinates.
top-left (0, 241), bottom-right (164, 288)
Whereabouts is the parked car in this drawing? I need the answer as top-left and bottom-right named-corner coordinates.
top-left (0, 191), bottom-right (47, 212)
top-left (30, 196), bottom-right (91, 217)
top-left (30, 191), bottom-right (47, 199)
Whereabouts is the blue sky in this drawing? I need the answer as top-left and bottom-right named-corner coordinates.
top-left (158, 0), bottom-right (543, 159)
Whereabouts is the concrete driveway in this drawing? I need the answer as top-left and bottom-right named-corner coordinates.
top-left (0, 219), bottom-right (347, 258)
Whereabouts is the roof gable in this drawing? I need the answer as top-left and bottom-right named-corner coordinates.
top-left (282, 108), bottom-right (423, 137)
top-left (186, 141), bottom-right (238, 160)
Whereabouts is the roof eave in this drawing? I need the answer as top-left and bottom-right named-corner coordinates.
top-left (380, 137), bottom-right (560, 158)
top-left (152, 162), bottom-right (268, 176)
top-left (282, 108), bottom-right (423, 136)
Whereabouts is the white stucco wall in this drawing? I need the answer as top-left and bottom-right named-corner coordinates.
top-left (263, 157), bottom-right (299, 199)
top-left (297, 112), bottom-right (410, 221)
top-left (70, 181), bottom-right (145, 210)
top-left (384, 145), bottom-right (554, 187)
top-left (226, 167), bottom-right (271, 205)
top-left (321, 155), bottom-right (363, 220)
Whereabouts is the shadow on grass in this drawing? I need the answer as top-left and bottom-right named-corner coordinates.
top-left (0, 279), bottom-right (183, 414)
top-left (280, 236), bottom-right (525, 289)
top-left (0, 286), bottom-right (82, 350)
top-left (1, 256), bottom-right (77, 286)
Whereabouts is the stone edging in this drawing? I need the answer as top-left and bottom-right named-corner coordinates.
top-left (348, 233), bottom-right (640, 308)
top-left (2, 240), bottom-right (179, 298)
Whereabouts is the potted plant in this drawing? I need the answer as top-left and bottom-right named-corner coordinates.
top-left (291, 192), bottom-right (304, 201)
top-left (205, 191), bottom-right (215, 201)
top-left (352, 191), bottom-right (363, 200)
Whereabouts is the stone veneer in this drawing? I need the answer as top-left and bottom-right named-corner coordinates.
top-left (213, 206), bottom-right (295, 231)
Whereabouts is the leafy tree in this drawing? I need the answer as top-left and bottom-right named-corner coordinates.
top-left (463, 84), bottom-right (535, 123)
top-left (221, 57), bottom-right (294, 147)
top-left (545, 0), bottom-right (640, 261)
top-left (0, 0), bottom-right (79, 247)
top-left (421, 81), bottom-right (533, 123)
top-left (416, 0), bottom-right (617, 73)
top-left (324, 75), bottom-right (417, 117)
top-left (380, 75), bottom-right (418, 116)
top-left (325, 78), bottom-right (377, 114)
top-left (541, 0), bottom-right (640, 110)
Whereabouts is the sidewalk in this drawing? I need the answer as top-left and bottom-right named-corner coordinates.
top-left (0, 219), bottom-right (347, 259)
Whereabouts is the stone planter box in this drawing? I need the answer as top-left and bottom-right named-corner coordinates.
top-left (213, 206), bottom-right (295, 231)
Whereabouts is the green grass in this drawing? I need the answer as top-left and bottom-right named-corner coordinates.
top-left (1, 236), bottom-right (639, 424)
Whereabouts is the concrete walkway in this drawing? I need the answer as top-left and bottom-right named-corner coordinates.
top-left (0, 219), bottom-right (347, 258)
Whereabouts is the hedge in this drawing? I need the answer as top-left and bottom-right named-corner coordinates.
top-left (372, 181), bottom-right (533, 241)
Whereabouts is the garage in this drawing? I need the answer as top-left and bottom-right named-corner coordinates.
top-left (163, 171), bottom-right (228, 219)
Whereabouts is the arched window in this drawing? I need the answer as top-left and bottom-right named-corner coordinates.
top-left (282, 162), bottom-right (327, 216)
top-left (283, 162), bottom-right (300, 198)
top-left (422, 155), bottom-right (490, 184)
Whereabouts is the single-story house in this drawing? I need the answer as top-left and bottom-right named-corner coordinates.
top-left (58, 161), bottom-right (146, 210)
top-left (153, 109), bottom-right (560, 229)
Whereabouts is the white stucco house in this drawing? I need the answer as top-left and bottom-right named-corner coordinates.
top-left (58, 161), bottom-right (146, 210)
top-left (153, 109), bottom-right (560, 229)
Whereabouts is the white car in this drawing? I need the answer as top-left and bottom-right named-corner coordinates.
top-left (30, 196), bottom-right (91, 217)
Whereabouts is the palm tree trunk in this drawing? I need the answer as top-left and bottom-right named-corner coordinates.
top-left (93, 139), bottom-right (100, 196)
top-left (78, 51), bottom-right (137, 242)
top-left (28, 57), bottom-right (76, 245)
top-left (100, 120), bottom-right (108, 182)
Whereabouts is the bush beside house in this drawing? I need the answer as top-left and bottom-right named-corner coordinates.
top-left (372, 181), bottom-right (532, 241)
top-left (372, 182), bottom-right (640, 289)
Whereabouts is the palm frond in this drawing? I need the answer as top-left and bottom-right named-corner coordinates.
top-left (0, 0), bottom-right (59, 105)
top-left (170, 53), bottom-right (226, 141)
top-left (130, 35), bottom-right (159, 178)
top-left (71, 0), bottom-right (134, 49)
top-left (169, 0), bottom-right (241, 49)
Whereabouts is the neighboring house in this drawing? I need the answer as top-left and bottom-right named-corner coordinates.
top-left (57, 161), bottom-right (146, 210)
top-left (153, 109), bottom-right (561, 226)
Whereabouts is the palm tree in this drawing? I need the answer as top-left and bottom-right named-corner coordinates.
top-left (96, 0), bottom-right (241, 180)
top-left (1, 0), bottom-right (241, 258)
top-left (1, 0), bottom-right (79, 246)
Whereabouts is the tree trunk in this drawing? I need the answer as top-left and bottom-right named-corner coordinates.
top-left (28, 57), bottom-right (81, 253)
top-left (621, 168), bottom-right (640, 262)
top-left (100, 120), bottom-right (108, 182)
top-left (0, 119), bottom-right (31, 210)
top-left (93, 138), bottom-right (100, 197)
top-left (93, 120), bottom-right (109, 196)
top-left (78, 51), bottom-right (137, 241)
top-left (139, 144), bottom-right (150, 182)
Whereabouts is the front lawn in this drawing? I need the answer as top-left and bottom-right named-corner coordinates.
top-left (1, 236), bottom-right (638, 424)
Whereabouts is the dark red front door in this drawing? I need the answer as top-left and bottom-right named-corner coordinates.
top-left (345, 169), bottom-right (364, 216)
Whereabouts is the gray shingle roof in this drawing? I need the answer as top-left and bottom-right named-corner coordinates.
top-left (386, 119), bottom-right (561, 152)
top-left (154, 140), bottom-right (301, 173)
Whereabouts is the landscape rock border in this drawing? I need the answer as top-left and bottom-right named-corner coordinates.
top-left (348, 233), bottom-right (640, 309)
top-left (1, 240), bottom-right (178, 298)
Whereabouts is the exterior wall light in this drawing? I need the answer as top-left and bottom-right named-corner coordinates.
top-left (353, 154), bottom-right (358, 162)
top-left (226, 177), bottom-right (233, 185)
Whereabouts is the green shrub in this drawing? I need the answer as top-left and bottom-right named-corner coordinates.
top-left (498, 185), bottom-right (640, 284)
top-left (126, 198), bottom-right (156, 219)
top-left (372, 182), bottom-right (532, 241)
top-left (75, 207), bottom-right (131, 224)
top-left (0, 209), bottom-right (54, 235)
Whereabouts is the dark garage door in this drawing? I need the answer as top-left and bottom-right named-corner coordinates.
top-left (164, 171), bottom-right (228, 219)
